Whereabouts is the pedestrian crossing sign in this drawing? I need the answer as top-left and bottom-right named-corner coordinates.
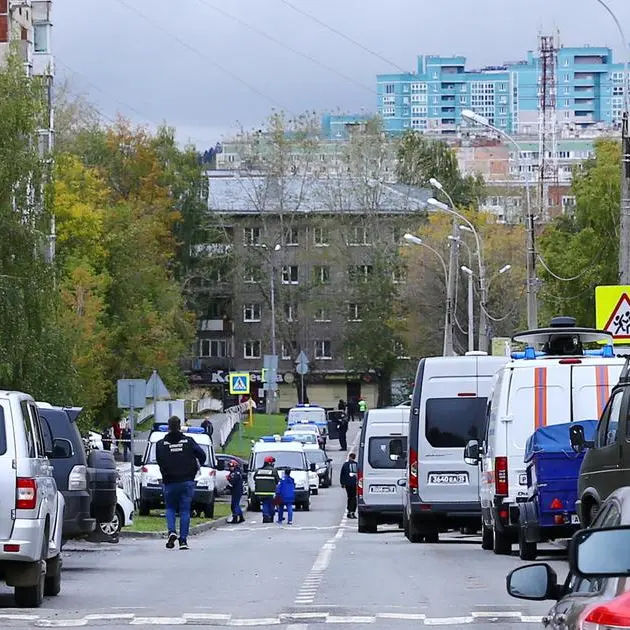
top-left (596, 285), bottom-right (630, 343)
top-left (229, 372), bottom-right (250, 395)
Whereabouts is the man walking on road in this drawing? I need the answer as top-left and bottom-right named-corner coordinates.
top-left (156, 416), bottom-right (206, 550)
top-left (253, 456), bottom-right (280, 523)
top-left (340, 453), bottom-right (359, 519)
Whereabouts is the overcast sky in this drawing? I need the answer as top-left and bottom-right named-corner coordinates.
top-left (54, 0), bottom-right (630, 149)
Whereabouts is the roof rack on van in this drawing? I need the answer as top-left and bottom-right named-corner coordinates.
top-left (511, 315), bottom-right (614, 359)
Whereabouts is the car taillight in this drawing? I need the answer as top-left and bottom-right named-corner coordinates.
top-left (409, 448), bottom-right (418, 491)
top-left (141, 467), bottom-right (148, 473)
top-left (550, 498), bottom-right (563, 510)
top-left (68, 465), bottom-right (87, 491)
top-left (580, 590), bottom-right (630, 628)
top-left (495, 457), bottom-right (508, 496)
top-left (357, 471), bottom-right (363, 498)
top-left (16, 478), bottom-right (37, 510)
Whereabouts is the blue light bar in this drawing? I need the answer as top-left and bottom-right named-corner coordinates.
top-left (511, 344), bottom-right (616, 360)
top-left (259, 435), bottom-right (297, 443)
top-left (155, 425), bottom-right (205, 433)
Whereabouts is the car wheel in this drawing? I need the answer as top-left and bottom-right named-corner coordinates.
top-left (481, 523), bottom-right (494, 551)
top-left (312, 488), bottom-right (319, 496)
top-left (424, 530), bottom-right (439, 544)
top-left (15, 559), bottom-right (45, 608)
top-left (99, 507), bottom-right (123, 537)
top-left (588, 502), bottom-right (599, 527)
top-left (518, 530), bottom-right (537, 561)
top-left (492, 526), bottom-right (512, 555)
top-left (204, 500), bottom-right (215, 519)
top-left (44, 555), bottom-right (62, 597)
top-left (327, 474), bottom-right (333, 487)
top-left (406, 516), bottom-right (424, 543)
top-left (302, 501), bottom-right (310, 512)
top-left (358, 514), bottom-right (377, 534)
top-left (139, 501), bottom-right (151, 516)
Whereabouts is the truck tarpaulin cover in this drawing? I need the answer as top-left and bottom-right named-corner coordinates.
top-left (524, 420), bottom-right (598, 463)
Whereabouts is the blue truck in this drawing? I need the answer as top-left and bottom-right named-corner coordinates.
top-left (517, 419), bottom-right (598, 561)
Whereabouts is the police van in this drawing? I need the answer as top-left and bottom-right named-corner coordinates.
top-left (247, 436), bottom-right (312, 511)
top-left (287, 405), bottom-right (328, 445)
top-left (463, 317), bottom-right (624, 555)
top-left (138, 425), bottom-right (218, 518)
top-left (405, 352), bottom-right (509, 544)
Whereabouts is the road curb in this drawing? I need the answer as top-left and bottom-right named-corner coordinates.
top-left (119, 510), bottom-right (246, 539)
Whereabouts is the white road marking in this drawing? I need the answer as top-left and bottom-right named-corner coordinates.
top-left (325, 616), bottom-right (375, 624)
top-left (0, 614), bottom-right (40, 621)
top-left (85, 614), bottom-right (135, 620)
top-left (286, 625), bottom-right (308, 630)
top-left (377, 613), bottom-right (427, 620)
top-left (130, 618), bottom-right (186, 625)
top-left (183, 613), bottom-right (232, 621)
top-left (35, 621), bottom-right (88, 628)
top-left (424, 617), bottom-right (474, 625)
top-left (228, 619), bottom-right (280, 626)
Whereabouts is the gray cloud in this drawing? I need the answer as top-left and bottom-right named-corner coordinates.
top-left (53, 0), bottom-right (630, 148)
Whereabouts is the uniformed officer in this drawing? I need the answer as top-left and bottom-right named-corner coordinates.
top-left (227, 460), bottom-right (245, 524)
top-left (253, 456), bottom-right (280, 523)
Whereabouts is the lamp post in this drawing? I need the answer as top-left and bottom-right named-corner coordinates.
top-left (426, 196), bottom-right (490, 351)
top-left (404, 234), bottom-right (453, 356)
top-left (449, 235), bottom-right (474, 352)
top-left (595, 0), bottom-right (630, 283)
top-left (263, 243), bottom-right (281, 414)
top-left (461, 109), bottom-right (537, 330)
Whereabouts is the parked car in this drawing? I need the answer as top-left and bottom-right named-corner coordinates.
top-left (37, 404), bottom-right (118, 542)
top-left (215, 454), bottom-right (248, 496)
top-left (506, 486), bottom-right (630, 629)
top-left (98, 488), bottom-right (134, 536)
top-left (304, 446), bottom-right (333, 488)
top-left (0, 391), bottom-right (65, 607)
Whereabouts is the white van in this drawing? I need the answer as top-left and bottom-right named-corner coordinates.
top-left (0, 391), bottom-right (65, 607)
top-left (465, 320), bottom-right (623, 555)
top-left (404, 354), bottom-right (508, 543)
top-left (357, 408), bottom-right (409, 533)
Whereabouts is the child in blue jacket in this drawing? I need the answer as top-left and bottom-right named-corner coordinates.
top-left (276, 468), bottom-right (296, 525)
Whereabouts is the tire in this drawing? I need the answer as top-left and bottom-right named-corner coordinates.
top-left (358, 514), bottom-right (377, 534)
top-left (493, 526), bottom-right (512, 555)
top-left (302, 501), bottom-right (310, 512)
top-left (44, 556), bottom-right (62, 597)
top-left (403, 511), bottom-right (410, 538)
top-left (249, 496), bottom-right (260, 512)
top-left (327, 474), bottom-right (333, 487)
top-left (204, 500), bottom-right (215, 519)
top-left (312, 489), bottom-right (319, 496)
top-left (481, 523), bottom-right (494, 551)
top-left (14, 563), bottom-right (45, 608)
top-left (139, 501), bottom-right (151, 516)
top-left (518, 530), bottom-right (537, 561)
top-left (425, 530), bottom-right (439, 544)
top-left (406, 516), bottom-right (425, 543)
top-left (99, 507), bottom-right (123, 537)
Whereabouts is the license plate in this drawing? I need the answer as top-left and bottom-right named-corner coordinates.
top-left (571, 514), bottom-right (580, 524)
top-left (369, 485), bottom-right (396, 493)
top-left (519, 473), bottom-right (528, 486)
top-left (428, 473), bottom-right (468, 485)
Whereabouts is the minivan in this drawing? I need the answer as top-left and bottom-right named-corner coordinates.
top-left (404, 353), bottom-right (508, 543)
top-left (465, 318), bottom-right (623, 555)
top-left (357, 407), bottom-right (409, 533)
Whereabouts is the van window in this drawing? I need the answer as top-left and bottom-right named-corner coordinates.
top-left (425, 398), bottom-right (488, 448)
top-left (0, 407), bottom-right (6, 456)
top-left (596, 390), bottom-right (624, 448)
top-left (485, 370), bottom-right (506, 444)
top-left (20, 401), bottom-right (36, 457)
top-left (368, 437), bottom-right (408, 469)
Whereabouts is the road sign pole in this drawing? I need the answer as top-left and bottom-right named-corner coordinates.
top-left (300, 374), bottom-right (304, 404)
top-left (153, 369), bottom-right (157, 422)
top-left (128, 383), bottom-right (135, 506)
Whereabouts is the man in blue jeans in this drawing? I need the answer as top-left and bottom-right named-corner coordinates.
top-left (156, 416), bottom-right (206, 550)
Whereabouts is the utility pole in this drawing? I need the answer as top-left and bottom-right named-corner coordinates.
top-left (467, 270), bottom-right (474, 353)
top-left (444, 219), bottom-right (458, 356)
top-left (621, 112), bottom-right (630, 283)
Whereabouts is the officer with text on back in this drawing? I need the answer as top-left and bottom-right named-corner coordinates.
top-left (340, 453), bottom-right (359, 519)
top-left (253, 456), bottom-right (280, 523)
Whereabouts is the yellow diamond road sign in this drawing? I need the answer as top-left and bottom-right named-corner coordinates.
top-left (595, 285), bottom-right (630, 343)
top-left (229, 372), bottom-right (250, 395)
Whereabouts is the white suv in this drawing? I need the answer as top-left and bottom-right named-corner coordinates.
top-left (0, 391), bottom-right (65, 607)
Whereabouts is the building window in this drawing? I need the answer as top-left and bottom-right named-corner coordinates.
top-left (314, 307), bottom-right (331, 322)
top-left (284, 227), bottom-right (299, 246)
top-left (243, 341), bottom-right (261, 359)
top-left (243, 266), bottom-right (261, 283)
top-left (243, 303), bottom-right (262, 322)
top-left (281, 265), bottom-right (299, 284)
top-left (348, 226), bottom-right (371, 246)
top-left (348, 303), bottom-right (362, 321)
top-left (384, 83), bottom-right (395, 94)
top-left (392, 268), bottom-right (407, 284)
top-left (314, 340), bottom-right (332, 360)
top-left (282, 340), bottom-right (297, 360)
top-left (284, 302), bottom-right (296, 322)
top-left (313, 265), bottom-right (330, 284)
top-left (33, 23), bottom-right (50, 53)
top-left (199, 339), bottom-right (231, 358)
top-left (243, 227), bottom-right (261, 246)
top-left (349, 265), bottom-right (373, 283)
top-left (313, 227), bottom-right (329, 246)
top-left (382, 106), bottom-right (395, 117)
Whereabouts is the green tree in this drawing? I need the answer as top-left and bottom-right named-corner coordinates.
top-left (537, 139), bottom-right (620, 327)
top-left (397, 132), bottom-right (485, 207)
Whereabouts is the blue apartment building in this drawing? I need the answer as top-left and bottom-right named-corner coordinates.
top-left (327, 46), bottom-right (624, 137)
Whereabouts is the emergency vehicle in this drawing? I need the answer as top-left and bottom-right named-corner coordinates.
top-left (138, 425), bottom-right (218, 518)
top-left (247, 436), bottom-right (312, 511)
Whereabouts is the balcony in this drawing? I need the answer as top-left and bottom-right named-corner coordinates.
top-left (191, 243), bottom-right (233, 256)
top-left (199, 318), bottom-right (232, 333)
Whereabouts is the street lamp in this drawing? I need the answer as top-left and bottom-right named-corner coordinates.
top-left (450, 235), bottom-right (474, 352)
top-left (404, 233), bottom-right (453, 356)
top-left (262, 243), bottom-right (281, 413)
top-left (461, 108), bottom-right (537, 330)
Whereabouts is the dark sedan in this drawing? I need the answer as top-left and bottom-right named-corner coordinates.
top-left (506, 486), bottom-right (630, 628)
top-left (305, 448), bottom-right (333, 488)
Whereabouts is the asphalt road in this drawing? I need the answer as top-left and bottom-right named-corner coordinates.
top-left (0, 423), bottom-right (568, 629)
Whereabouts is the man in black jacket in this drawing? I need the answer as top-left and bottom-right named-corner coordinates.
top-left (156, 416), bottom-right (206, 550)
top-left (340, 453), bottom-right (359, 519)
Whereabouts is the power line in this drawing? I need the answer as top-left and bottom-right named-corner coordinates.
top-left (113, 0), bottom-right (292, 114)
top-left (278, 0), bottom-right (408, 74)
top-left (194, 0), bottom-right (375, 95)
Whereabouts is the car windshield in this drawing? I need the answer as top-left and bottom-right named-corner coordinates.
top-left (285, 433), bottom-right (318, 444)
top-left (305, 450), bottom-right (327, 465)
top-left (254, 451), bottom-right (306, 470)
top-left (146, 441), bottom-right (214, 466)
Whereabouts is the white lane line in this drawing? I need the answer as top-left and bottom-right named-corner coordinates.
top-left (183, 613), bottom-right (232, 621)
top-left (424, 617), bottom-right (475, 625)
top-left (286, 625), bottom-right (308, 630)
top-left (0, 614), bottom-right (40, 621)
top-left (85, 614), bottom-right (135, 620)
top-left (325, 616), bottom-right (375, 624)
top-left (228, 619), bottom-right (281, 626)
top-left (376, 613), bottom-right (427, 620)
top-left (129, 619), bottom-right (186, 626)
top-left (35, 622), bottom-right (88, 628)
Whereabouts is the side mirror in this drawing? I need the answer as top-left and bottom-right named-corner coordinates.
top-left (50, 438), bottom-right (73, 459)
top-left (569, 424), bottom-right (586, 452)
top-left (464, 440), bottom-right (480, 466)
top-left (506, 564), bottom-right (559, 601)
top-left (569, 526), bottom-right (630, 578)
top-left (310, 463), bottom-right (317, 472)
top-left (216, 460), bottom-right (225, 471)
top-left (134, 454), bottom-right (143, 467)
